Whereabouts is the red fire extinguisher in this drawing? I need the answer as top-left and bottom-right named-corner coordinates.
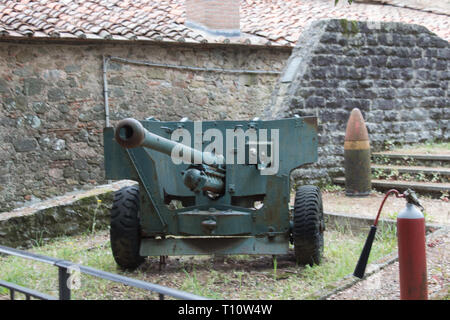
top-left (353, 189), bottom-right (428, 300)
top-left (397, 190), bottom-right (428, 300)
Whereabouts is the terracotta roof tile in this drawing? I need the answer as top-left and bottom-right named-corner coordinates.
top-left (354, 0), bottom-right (450, 16)
top-left (0, 0), bottom-right (448, 45)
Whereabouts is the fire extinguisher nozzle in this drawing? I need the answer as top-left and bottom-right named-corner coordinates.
top-left (353, 225), bottom-right (377, 279)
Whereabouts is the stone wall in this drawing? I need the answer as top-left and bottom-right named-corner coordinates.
top-left (1, 19), bottom-right (449, 211)
top-left (0, 180), bottom-right (135, 248)
top-left (266, 19), bottom-right (449, 186)
top-left (0, 40), bottom-right (289, 212)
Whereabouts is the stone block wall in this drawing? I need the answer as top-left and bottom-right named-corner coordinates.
top-left (0, 41), bottom-right (289, 212)
top-left (1, 19), bottom-right (449, 211)
top-left (0, 180), bottom-right (135, 248)
top-left (266, 19), bottom-right (449, 186)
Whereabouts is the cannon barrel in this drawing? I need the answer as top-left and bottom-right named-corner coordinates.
top-left (114, 118), bottom-right (225, 194)
top-left (114, 118), bottom-right (224, 166)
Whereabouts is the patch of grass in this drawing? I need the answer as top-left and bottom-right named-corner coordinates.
top-left (0, 226), bottom-right (398, 300)
top-left (272, 256), bottom-right (278, 280)
top-left (372, 168), bottom-right (384, 179)
top-left (181, 267), bottom-right (221, 299)
top-left (322, 184), bottom-right (344, 192)
top-left (392, 142), bottom-right (450, 155)
top-left (386, 211), bottom-right (399, 220)
top-left (386, 208), bottom-right (432, 223)
top-left (383, 139), bottom-right (396, 151)
top-left (420, 141), bottom-right (450, 151)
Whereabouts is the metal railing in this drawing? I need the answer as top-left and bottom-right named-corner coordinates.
top-left (0, 245), bottom-right (206, 300)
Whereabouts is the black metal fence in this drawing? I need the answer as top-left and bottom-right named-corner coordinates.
top-left (0, 245), bottom-right (206, 300)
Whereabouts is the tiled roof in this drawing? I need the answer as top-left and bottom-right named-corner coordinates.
top-left (240, 0), bottom-right (450, 45)
top-left (353, 0), bottom-right (450, 16)
top-left (0, 0), bottom-right (448, 47)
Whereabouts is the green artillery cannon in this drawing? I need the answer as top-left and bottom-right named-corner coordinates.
top-left (103, 116), bottom-right (324, 270)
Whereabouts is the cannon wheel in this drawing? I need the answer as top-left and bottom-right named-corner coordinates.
top-left (292, 185), bottom-right (324, 266)
top-left (110, 185), bottom-right (145, 270)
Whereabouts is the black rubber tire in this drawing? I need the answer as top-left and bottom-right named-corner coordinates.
top-left (110, 185), bottom-right (145, 270)
top-left (292, 185), bottom-right (325, 266)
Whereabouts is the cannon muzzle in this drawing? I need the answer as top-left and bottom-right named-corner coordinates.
top-left (114, 118), bottom-right (146, 149)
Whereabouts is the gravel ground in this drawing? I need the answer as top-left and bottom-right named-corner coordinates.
top-left (321, 190), bottom-right (449, 226)
top-left (2, 185), bottom-right (447, 300)
top-left (328, 227), bottom-right (449, 300)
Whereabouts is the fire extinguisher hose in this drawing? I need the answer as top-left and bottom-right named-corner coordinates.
top-left (353, 189), bottom-right (404, 278)
top-left (373, 189), bottom-right (405, 226)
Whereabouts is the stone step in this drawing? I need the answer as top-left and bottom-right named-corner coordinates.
top-left (372, 152), bottom-right (450, 168)
top-left (371, 164), bottom-right (450, 177)
top-left (372, 152), bottom-right (450, 162)
top-left (333, 177), bottom-right (450, 195)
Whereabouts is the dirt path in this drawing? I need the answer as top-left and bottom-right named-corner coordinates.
top-left (328, 227), bottom-right (448, 300)
top-left (321, 190), bottom-right (449, 225)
